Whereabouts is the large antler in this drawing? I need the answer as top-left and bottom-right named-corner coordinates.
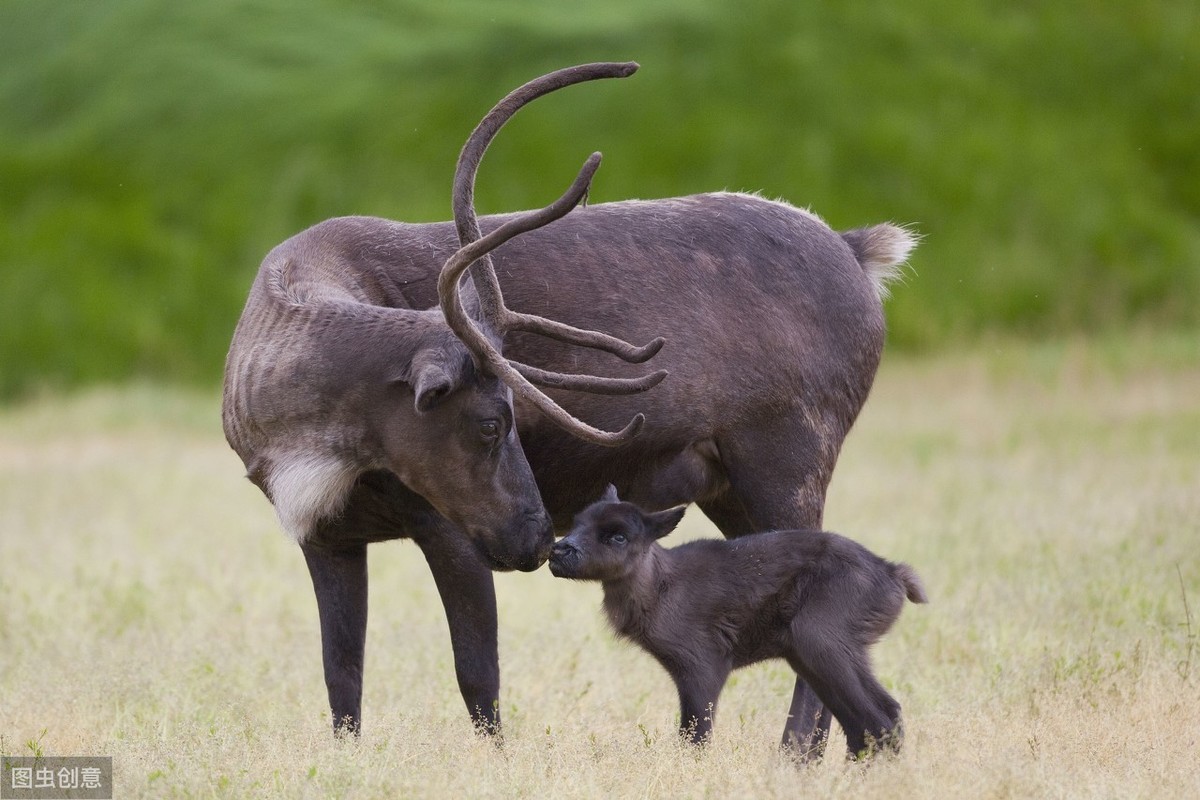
top-left (440, 62), bottom-right (668, 446)
top-left (439, 153), bottom-right (663, 445)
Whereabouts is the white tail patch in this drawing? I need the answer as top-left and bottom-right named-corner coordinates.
top-left (266, 452), bottom-right (358, 543)
top-left (845, 223), bottom-right (919, 301)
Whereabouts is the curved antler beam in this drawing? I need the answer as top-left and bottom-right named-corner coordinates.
top-left (439, 153), bottom-right (656, 446)
top-left (452, 63), bottom-right (639, 318)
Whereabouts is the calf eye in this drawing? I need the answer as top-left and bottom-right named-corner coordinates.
top-left (608, 532), bottom-right (627, 545)
top-left (479, 420), bottom-right (501, 443)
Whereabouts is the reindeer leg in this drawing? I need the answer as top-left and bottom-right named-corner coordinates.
top-left (415, 525), bottom-right (502, 737)
top-left (781, 683), bottom-right (833, 759)
top-left (702, 410), bottom-right (848, 760)
top-left (302, 541), bottom-right (368, 736)
top-left (699, 491), bottom-right (834, 760)
top-left (852, 665), bottom-right (906, 755)
top-left (701, 492), bottom-right (834, 759)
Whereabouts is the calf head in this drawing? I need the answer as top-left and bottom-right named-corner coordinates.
top-left (549, 485), bottom-right (686, 580)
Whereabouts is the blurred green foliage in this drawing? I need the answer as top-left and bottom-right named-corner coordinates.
top-left (2, 0), bottom-right (1197, 398)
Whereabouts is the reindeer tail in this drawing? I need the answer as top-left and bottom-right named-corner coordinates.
top-left (841, 223), bottom-right (918, 301)
top-left (894, 563), bottom-right (928, 604)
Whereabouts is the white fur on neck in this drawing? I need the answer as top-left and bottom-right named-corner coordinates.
top-left (266, 452), bottom-right (358, 543)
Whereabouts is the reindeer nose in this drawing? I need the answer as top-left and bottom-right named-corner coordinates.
top-left (547, 539), bottom-right (579, 578)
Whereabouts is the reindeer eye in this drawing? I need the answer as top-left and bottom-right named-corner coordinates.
top-left (608, 532), bottom-right (627, 545)
top-left (479, 420), bottom-right (501, 443)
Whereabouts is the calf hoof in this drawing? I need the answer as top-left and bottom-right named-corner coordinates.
top-left (847, 725), bottom-right (904, 762)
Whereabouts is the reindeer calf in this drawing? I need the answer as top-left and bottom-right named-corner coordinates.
top-left (548, 486), bottom-right (926, 759)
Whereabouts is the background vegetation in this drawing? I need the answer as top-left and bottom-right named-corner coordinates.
top-left (2, 337), bottom-right (1197, 797)
top-left (1, 0), bottom-right (1197, 398)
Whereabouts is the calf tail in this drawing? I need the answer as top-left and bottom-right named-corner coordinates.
top-left (841, 223), bottom-right (918, 301)
top-left (894, 563), bottom-right (928, 604)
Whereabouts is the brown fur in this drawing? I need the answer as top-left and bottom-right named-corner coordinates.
top-left (550, 487), bottom-right (927, 758)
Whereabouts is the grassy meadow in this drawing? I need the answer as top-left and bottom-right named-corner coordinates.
top-left (1, 333), bottom-right (1197, 798)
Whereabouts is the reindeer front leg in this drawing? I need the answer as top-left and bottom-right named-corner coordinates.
top-left (415, 525), bottom-right (502, 737)
top-left (302, 541), bottom-right (368, 736)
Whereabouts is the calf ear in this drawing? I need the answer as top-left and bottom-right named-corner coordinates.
top-left (646, 506), bottom-right (686, 539)
top-left (601, 483), bottom-right (620, 503)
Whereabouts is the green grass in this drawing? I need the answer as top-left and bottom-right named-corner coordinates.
top-left (2, 334), bottom-right (1197, 797)
top-left (2, 0), bottom-right (1199, 397)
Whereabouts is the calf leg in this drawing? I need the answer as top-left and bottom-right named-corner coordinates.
top-left (787, 628), bottom-right (900, 759)
top-left (302, 542), bottom-right (368, 736)
top-left (415, 527), bottom-right (502, 736)
top-left (670, 662), bottom-right (730, 745)
top-left (852, 667), bottom-right (905, 754)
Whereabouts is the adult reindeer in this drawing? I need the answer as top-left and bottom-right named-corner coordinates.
top-left (223, 62), bottom-right (916, 759)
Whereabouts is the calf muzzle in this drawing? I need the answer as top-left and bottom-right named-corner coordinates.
top-left (547, 540), bottom-right (580, 577)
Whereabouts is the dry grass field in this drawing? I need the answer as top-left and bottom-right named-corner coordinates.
top-left (2, 334), bottom-right (1197, 798)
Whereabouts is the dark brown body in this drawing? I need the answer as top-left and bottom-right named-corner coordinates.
top-left (232, 193), bottom-right (897, 522)
top-left (223, 190), bottom-right (914, 743)
top-left (549, 491), bottom-right (927, 757)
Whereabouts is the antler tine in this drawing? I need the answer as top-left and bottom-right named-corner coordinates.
top-left (438, 154), bottom-right (651, 446)
top-left (452, 61), bottom-right (639, 328)
top-left (512, 362), bottom-right (669, 395)
top-left (504, 314), bottom-right (666, 363)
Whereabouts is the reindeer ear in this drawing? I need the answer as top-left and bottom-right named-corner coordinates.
top-left (646, 506), bottom-right (686, 540)
top-left (405, 347), bottom-right (466, 413)
top-left (601, 483), bottom-right (620, 503)
top-left (413, 362), bottom-right (455, 412)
